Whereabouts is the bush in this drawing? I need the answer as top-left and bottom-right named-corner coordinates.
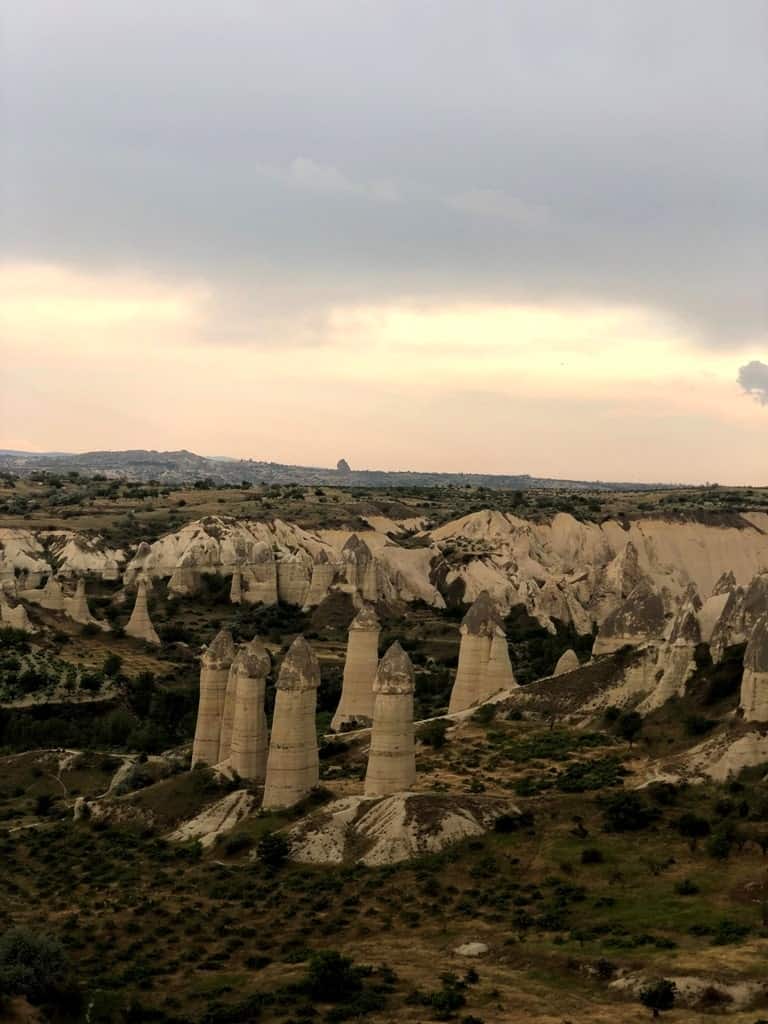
top-left (640, 978), bottom-right (676, 1017)
top-left (601, 792), bottom-right (659, 832)
top-left (305, 950), bottom-right (362, 1002)
top-left (256, 831), bottom-right (290, 869)
top-left (418, 719), bottom-right (450, 749)
top-left (0, 927), bottom-right (73, 1003)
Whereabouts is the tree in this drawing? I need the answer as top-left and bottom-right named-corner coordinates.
top-left (601, 792), bottom-right (658, 832)
top-left (102, 653), bottom-right (122, 677)
top-left (0, 928), bottom-right (72, 1003)
top-left (256, 831), bottom-right (290, 869)
top-left (675, 812), bottom-right (710, 852)
top-left (618, 710), bottom-right (643, 748)
top-left (305, 950), bottom-right (362, 1002)
top-left (640, 978), bottom-right (676, 1018)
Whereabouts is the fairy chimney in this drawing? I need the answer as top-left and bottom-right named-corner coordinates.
top-left (364, 642), bottom-right (416, 797)
top-left (448, 592), bottom-right (501, 714)
top-left (191, 629), bottom-right (236, 767)
top-left (228, 638), bottom-right (271, 780)
top-left (331, 605), bottom-right (380, 730)
top-left (262, 637), bottom-right (321, 810)
top-left (125, 578), bottom-right (160, 645)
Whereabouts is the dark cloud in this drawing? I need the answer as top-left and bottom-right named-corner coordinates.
top-left (738, 361), bottom-right (768, 405)
top-left (2, 1), bottom-right (767, 344)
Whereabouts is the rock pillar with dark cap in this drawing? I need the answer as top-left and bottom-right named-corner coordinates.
top-left (191, 629), bottom-right (236, 767)
top-left (364, 642), bottom-right (416, 797)
top-left (331, 605), bottom-right (380, 730)
top-left (229, 638), bottom-right (271, 780)
top-left (448, 591), bottom-right (500, 714)
top-left (262, 637), bottom-right (321, 809)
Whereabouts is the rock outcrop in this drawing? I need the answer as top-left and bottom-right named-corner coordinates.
top-left (303, 549), bottom-right (337, 608)
top-left (124, 578), bottom-right (160, 645)
top-left (191, 629), bottom-right (236, 767)
top-left (286, 793), bottom-right (520, 866)
top-left (592, 583), bottom-right (666, 656)
top-left (230, 568), bottom-right (242, 604)
top-left (262, 637), bottom-right (321, 809)
top-left (448, 592), bottom-right (510, 713)
top-left (228, 639), bottom-right (271, 780)
top-left (0, 595), bottom-right (35, 633)
top-left (276, 551), bottom-right (312, 606)
top-left (364, 642), bottom-right (416, 797)
top-left (710, 574), bottom-right (768, 663)
top-left (331, 605), bottom-right (380, 730)
top-left (739, 614), bottom-right (768, 722)
top-left (65, 577), bottom-right (109, 630)
top-left (553, 649), bottom-right (580, 676)
top-left (641, 586), bottom-right (702, 711)
top-left (342, 535), bottom-right (378, 602)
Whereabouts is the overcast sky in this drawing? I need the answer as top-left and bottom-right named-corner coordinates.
top-left (2, 1), bottom-right (766, 483)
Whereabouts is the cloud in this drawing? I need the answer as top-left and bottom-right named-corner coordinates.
top-left (738, 361), bottom-right (768, 405)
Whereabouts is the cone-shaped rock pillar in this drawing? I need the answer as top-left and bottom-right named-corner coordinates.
top-left (230, 569), bottom-right (242, 604)
top-left (485, 628), bottom-right (517, 693)
top-left (304, 550), bottom-right (337, 608)
top-left (331, 605), bottom-right (380, 730)
top-left (125, 578), bottom-right (160, 645)
top-left (740, 614), bottom-right (768, 722)
top-left (229, 639), bottom-right (271, 780)
top-left (641, 586), bottom-right (702, 711)
top-left (342, 535), bottom-right (378, 602)
top-left (448, 592), bottom-right (502, 714)
top-left (553, 649), bottom-right (580, 676)
top-left (39, 576), bottom-right (65, 611)
top-left (241, 543), bottom-right (278, 605)
top-left (191, 629), bottom-right (236, 767)
top-left (262, 637), bottom-right (321, 809)
top-left (364, 642), bottom-right (416, 797)
top-left (592, 582), bottom-right (666, 656)
top-left (68, 577), bottom-right (95, 625)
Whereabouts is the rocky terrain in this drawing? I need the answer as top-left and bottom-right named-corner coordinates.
top-left (2, 484), bottom-right (768, 1023)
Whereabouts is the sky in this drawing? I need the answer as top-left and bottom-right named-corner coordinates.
top-left (1, 1), bottom-right (766, 484)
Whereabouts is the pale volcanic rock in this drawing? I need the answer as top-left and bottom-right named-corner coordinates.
top-left (22, 575), bottom-right (66, 612)
top-left (0, 528), bottom-right (50, 588)
top-left (241, 543), bottom-right (278, 605)
top-left (230, 568), bottom-right (242, 604)
top-left (448, 592), bottom-right (505, 714)
top-left (739, 614), bottom-right (768, 722)
top-left (65, 577), bottom-right (110, 630)
top-left (640, 586), bottom-right (702, 711)
top-left (286, 792), bottom-right (520, 866)
top-left (342, 534), bottom-right (378, 602)
top-left (553, 649), bottom-right (580, 676)
top-left (710, 573), bottom-right (768, 662)
top-left (228, 639), bottom-right (271, 780)
top-left (124, 578), bottom-right (160, 645)
top-left (592, 583), bottom-right (666, 656)
top-left (364, 642), bottom-right (416, 797)
top-left (331, 605), bottom-right (381, 730)
top-left (191, 629), bottom-right (236, 767)
top-left (485, 629), bottom-right (517, 694)
top-left (303, 549), bottom-right (337, 608)
top-left (0, 595), bottom-right (35, 633)
top-left (262, 637), bottom-right (321, 810)
top-left (44, 532), bottom-right (124, 580)
top-left (276, 550), bottom-right (312, 606)
top-left (699, 592), bottom-right (732, 643)
top-left (713, 570), bottom-right (737, 595)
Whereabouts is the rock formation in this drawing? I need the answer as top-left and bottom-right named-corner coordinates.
top-left (448, 592), bottom-right (507, 714)
top-left (38, 576), bottom-right (65, 612)
top-left (276, 551), bottom-right (312, 606)
top-left (364, 642), bottom-right (416, 797)
top-left (241, 543), bottom-right (278, 605)
top-left (592, 583), bottom-right (666, 656)
top-left (66, 577), bottom-right (109, 629)
top-left (230, 568), bottom-right (242, 604)
top-left (641, 586), bottom-right (702, 711)
top-left (331, 605), bottom-right (380, 730)
top-left (191, 629), bottom-right (236, 767)
top-left (710, 574), bottom-right (768, 662)
top-left (485, 628), bottom-right (517, 693)
top-left (553, 649), bottom-right (580, 676)
top-left (739, 614), bottom-right (768, 722)
top-left (303, 549), bottom-right (337, 608)
top-left (262, 637), bottom-right (321, 810)
top-left (124, 578), bottom-right (160, 645)
top-left (228, 638), bottom-right (271, 780)
top-left (0, 595), bottom-right (35, 633)
top-left (342, 535), bottom-right (378, 602)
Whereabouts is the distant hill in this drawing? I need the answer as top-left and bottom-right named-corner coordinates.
top-left (0, 448), bottom-right (670, 491)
